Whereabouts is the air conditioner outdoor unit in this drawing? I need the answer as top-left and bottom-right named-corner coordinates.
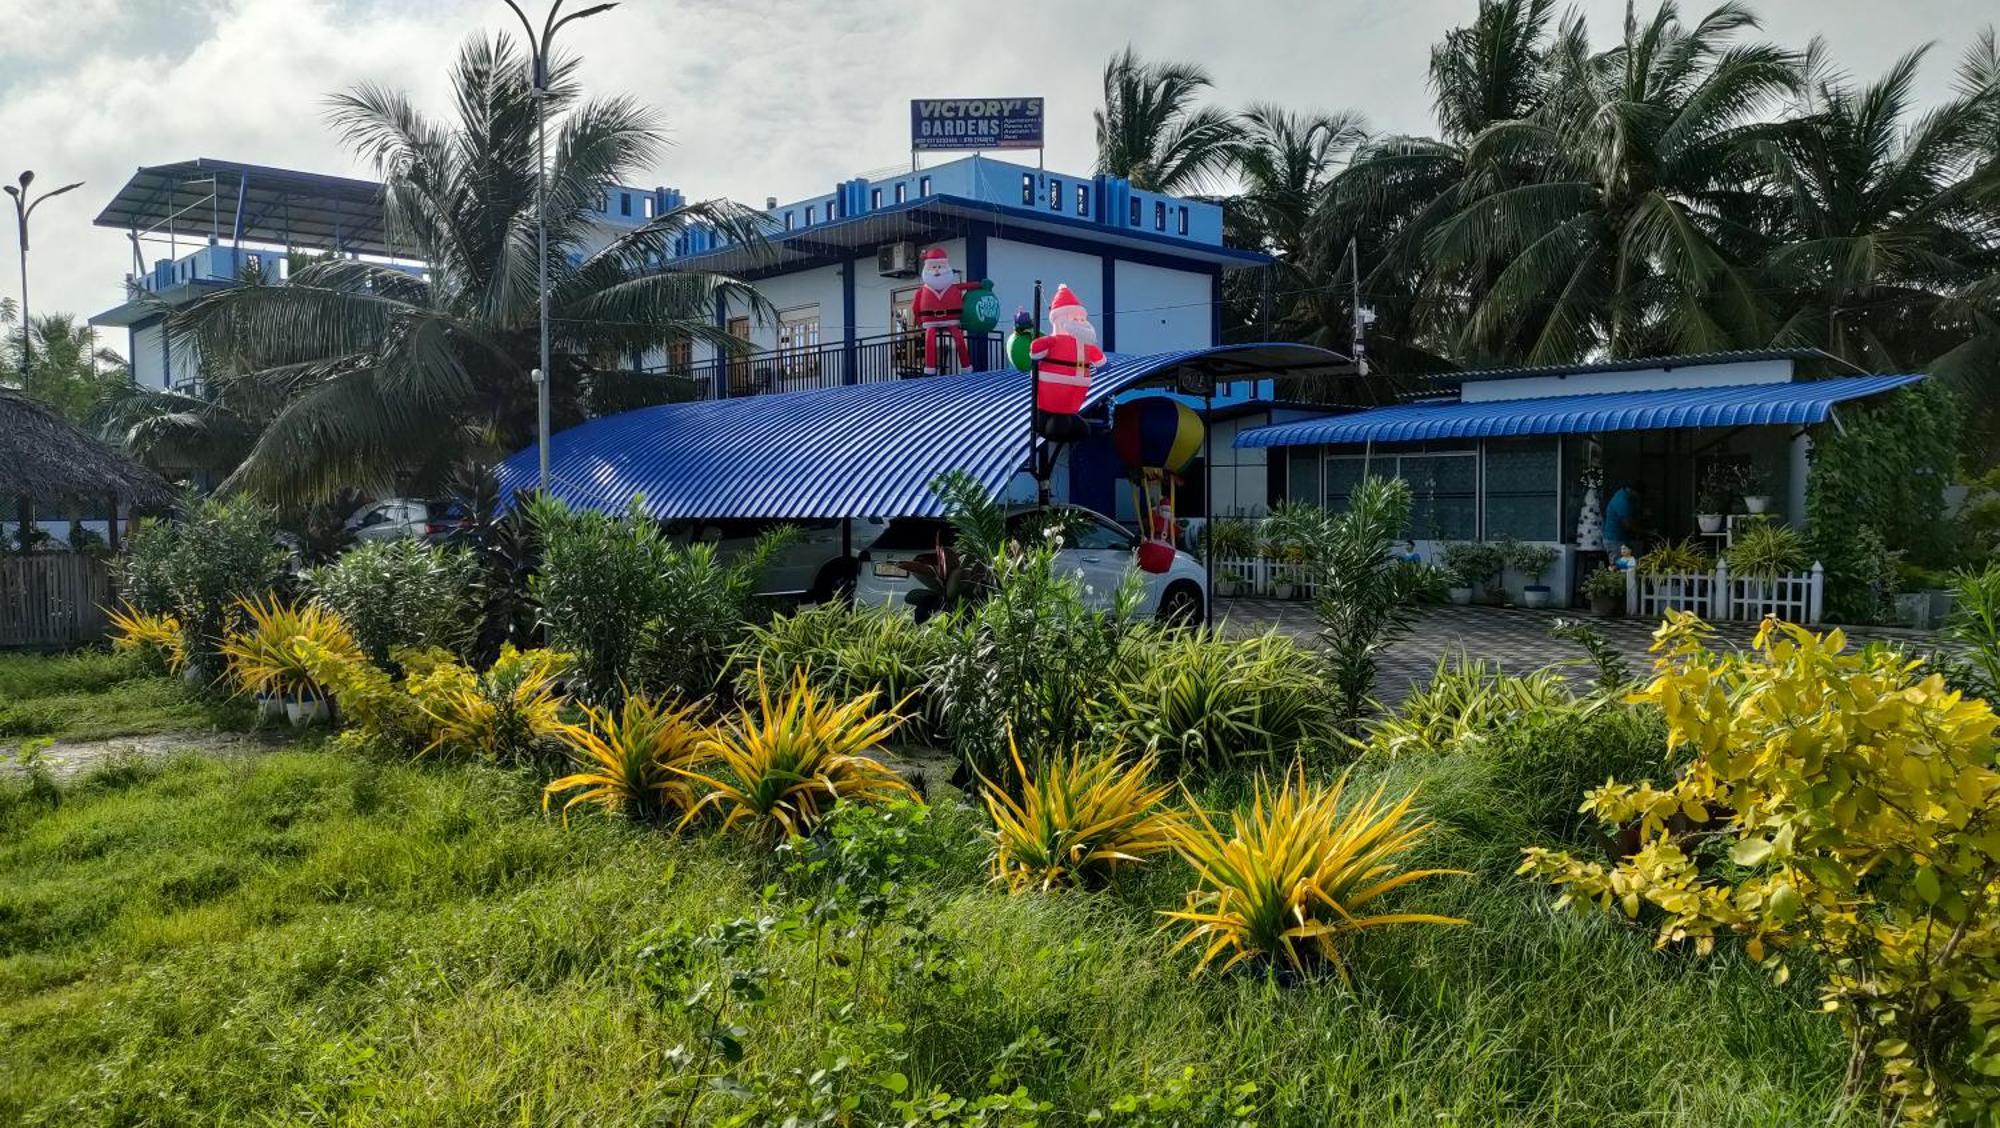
top-left (878, 241), bottom-right (920, 278)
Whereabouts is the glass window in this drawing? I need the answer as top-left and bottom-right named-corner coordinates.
top-left (1021, 174), bottom-right (1034, 204)
top-left (1129, 198), bottom-right (1141, 226)
top-left (620, 193), bottom-right (632, 217)
top-left (644, 197), bottom-right (657, 218)
top-left (1483, 440), bottom-right (1559, 541)
top-left (1154, 201), bottom-right (1166, 230)
top-left (1401, 454), bottom-right (1478, 540)
top-left (1076, 185), bottom-right (1089, 216)
top-left (783, 211), bottom-right (794, 231)
top-left (1070, 516), bottom-right (1135, 550)
top-left (870, 188), bottom-right (881, 209)
top-left (1177, 207), bottom-right (1189, 236)
top-left (919, 176), bottom-right (932, 197)
top-left (1048, 178), bottom-right (1063, 210)
top-left (1323, 457), bottom-right (1368, 510)
top-left (1286, 447), bottom-right (1321, 506)
top-left (805, 205), bottom-right (816, 225)
top-left (894, 183), bottom-right (907, 204)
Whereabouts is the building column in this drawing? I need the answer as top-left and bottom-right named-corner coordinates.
top-left (1788, 428), bottom-right (1811, 530)
top-left (965, 232), bottom-right (989, 370)
top-left (1100, 254), bottom-right (1117, 353)
top-left (840, 258), bottom-right (857, 385)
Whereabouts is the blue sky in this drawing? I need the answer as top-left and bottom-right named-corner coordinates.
top-left (1, 0), bottom-right (1993, 355)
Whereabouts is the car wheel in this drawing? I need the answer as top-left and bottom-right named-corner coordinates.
top-left (1157, 582), bottom-right (1204, 626)
top-left (809, 558), bottom-right (859, 605)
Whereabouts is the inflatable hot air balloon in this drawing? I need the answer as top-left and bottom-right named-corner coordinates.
top-left (1112, 398), bottom-right (1205, 573)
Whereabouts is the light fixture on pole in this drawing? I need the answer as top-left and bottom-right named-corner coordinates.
top-left (4, 170), bottom-right (85, 373)
top-left (499, 0), bottom-right (618, 494)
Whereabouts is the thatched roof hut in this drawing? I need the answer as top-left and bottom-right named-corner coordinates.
top-left (0, 387), bottom-right (173, 513)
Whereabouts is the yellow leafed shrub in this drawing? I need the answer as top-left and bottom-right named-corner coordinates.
top-left (984, 737), bottom-right (1179, 892)
top-left (218, 596), bottom-right (365, 699)
top-left (544, 693), bottom-right (710, 823)
top-left (1164, 764), bottom-right (1464, 979)
top-left (107, 604), bottom-right (185, 674)
top-left (1519, 611), bottom-right (2000, 1124)
top-left (685, 668), bottom-right (914, 839)
top-left (411, 645), bottom-right (572, 763)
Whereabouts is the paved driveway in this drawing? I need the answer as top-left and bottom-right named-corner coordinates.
top-left (1215, 599), bottom-right (1944, 702)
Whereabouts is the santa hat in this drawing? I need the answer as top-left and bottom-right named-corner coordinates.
top-left (1049, 284), bottom-right (1083, 313)
top-left (921, 246), bottom-right (949, 263)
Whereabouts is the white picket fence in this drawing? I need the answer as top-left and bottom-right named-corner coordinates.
top-left (1627, 561), bottom-right (1824, 625)
top-left (1214, 557), bottom-right (1318, 600)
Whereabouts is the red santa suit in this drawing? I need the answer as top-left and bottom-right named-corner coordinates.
top-left (912, 247), bottom-right (976, 375)
top-left (1028, 285), bottom-right (1105, 415)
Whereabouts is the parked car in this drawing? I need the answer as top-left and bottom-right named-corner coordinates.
top-left (853, 504), bottom-right (1207, 622)
top-left (345, 498), bottom-right (461, 544)
top-left (665, 518), bottom-right (889, 600)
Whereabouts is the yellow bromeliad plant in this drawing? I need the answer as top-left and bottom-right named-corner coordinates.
top-left (684, 668), bottom-right (914, 839)
top-left (1164, 764), bottom-right (1464, 979)
top-left (1520, 611), bottom-right (2000, 1124)
top-left (107, 604), bottom-right (185, 674)
top-left (219, 596), bottom-right (365, 699)
top-left (411, 645), bottom-right (572, 763)
top-left (984, 737), bottom-right (1179, 892)
top-left (544, 693), bottom-right (710, 823)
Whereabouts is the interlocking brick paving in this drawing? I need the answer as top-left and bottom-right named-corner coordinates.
top-left (1215, 599), bottom-right (1944, 704)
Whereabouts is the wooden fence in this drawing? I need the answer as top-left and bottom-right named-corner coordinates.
top-left (0, 554), bottom-right (113, 648)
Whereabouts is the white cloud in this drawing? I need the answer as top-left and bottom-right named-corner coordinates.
top-left (0, 0), bottom-right (1990, 356)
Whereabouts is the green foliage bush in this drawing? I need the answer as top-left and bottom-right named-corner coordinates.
top-left (732, 602), bottom-right (951, 743)
top-left (1806, 381), bottom-right (1958, 621)
top-left (1305, 478), bottom-right (1440, 725)
top-left (1098, 629), bottom-right (1329, 771)
top-left (117, 494), bottom-right (287, 675)
top-left (306, 539), bottom-right (479, 667)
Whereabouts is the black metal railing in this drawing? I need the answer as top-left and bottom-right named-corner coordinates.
top-left (624, 331), bottom-right (1011, 406)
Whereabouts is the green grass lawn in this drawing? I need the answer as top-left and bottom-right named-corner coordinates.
top-left (0, 742), bottom-right (1864, 1126)
top-left (0, 651), bottom-right (249, 744)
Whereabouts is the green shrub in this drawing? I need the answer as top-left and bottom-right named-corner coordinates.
top-left (632, 535), bottom-right (794, 703)
top-left (306, 539), bottom-right (479, 667)
top-left (733, 602), bottom-right (950, 743)
top-left (1099, 629), bottom-right (1329, 772)
top-left (1723, 518), bottom-right (1808, 578)
top-left (119, 493), bottom-right (287, 676)
top-left (1304, 478), bottom-right (1439, 726)
top-left (1439, 541), bottom-right (1503, 589)
top-left (531, 499), bottom-right (673, 704)
top-left (1363, 656), bottom-right (1578, 760)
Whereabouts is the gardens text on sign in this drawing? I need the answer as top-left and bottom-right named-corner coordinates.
top-left (909, 98), bottom-right (1044, 151)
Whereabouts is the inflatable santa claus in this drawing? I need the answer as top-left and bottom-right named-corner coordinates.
top-left (1028, 284), bottom-right (1106, 444)
top-left (912, 247), bottom-right (986, 376)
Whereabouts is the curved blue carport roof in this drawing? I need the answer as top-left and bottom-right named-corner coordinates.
top-left (1233, 373), bottom-right (1924, 449)
top-left (496, 343), bottom-right (1346, 520)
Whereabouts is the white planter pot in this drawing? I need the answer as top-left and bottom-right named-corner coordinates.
top-left (1215, 578), bottom-right (1240, 598)
top-left (286, 696), bottom-right (330, 727)
top-left (256, 693), bottom-right (288, 720)
top-left (1273, 583), bottom-right (1296, 601)
top-left (1520, 586), bottom-right (1551, 609)
top-left (1697, 513), bottom-right (1724, 534)
top-left (1743, 495), bottom-right (1773, 515)
top-left (1447, 586), bottom-right (1474, 606)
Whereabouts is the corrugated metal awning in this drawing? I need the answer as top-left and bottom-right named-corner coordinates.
top-left (1233, 373), bottom-right (1924, 449)
top-left (499, 343), bottom-right (1346, 519)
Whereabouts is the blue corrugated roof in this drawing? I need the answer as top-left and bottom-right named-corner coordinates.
top-left (1233, 373), bottom-right (1924, 449)
top-left (497, 343), bottom-right (1345, 519)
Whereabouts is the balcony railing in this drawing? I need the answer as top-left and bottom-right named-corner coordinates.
top-left (624, 331), bottom-right (1011, 405)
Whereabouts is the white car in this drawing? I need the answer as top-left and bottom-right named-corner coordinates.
top-left (668, 518), bottom-right (889, 600)
top-left (345, 497), bottom-right (444, 544)
top-left (853, 505), bottom-right (1208, 622)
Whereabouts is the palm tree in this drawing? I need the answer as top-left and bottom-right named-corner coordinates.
top-left (1427, 1), bottom-right (1805, 362)
top-left (1333, 0), bottom-right (1567, 366)
top-left (150, 34), bottom-right (765, 505)
top-left (2, 313), bottom-right (130, 425)
top-left (1094, 47), bottom-right (1241, 194)
top-left (1750, 46), bottom-right (1998, 371)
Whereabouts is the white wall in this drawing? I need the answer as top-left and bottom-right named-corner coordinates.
top-left (131, 323), bottom-right (169, 390)
top-left (1113, 260), bottom-right (1211, 354)
top-left (1462, 358), bottom-right (1795, 402)
top-left (1206, 414), bottom-right (1270, 519)
top-left (985, 238), bottom-right (1100, 326)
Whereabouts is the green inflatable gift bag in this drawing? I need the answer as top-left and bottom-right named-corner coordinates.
top-left (958, 280), bottom-right (1000, 334)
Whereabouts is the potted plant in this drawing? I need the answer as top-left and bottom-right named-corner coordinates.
top-left (1638, 538), bottom-right (1713, 608)
top-left (1582, 565), bottom-right (1628, 617)
top-left (1696, 463), bottom-right (1735, 533)
top-left (1260, 502), bottom-right (1329, 600)
top-left (1724, 518), bottom-right (1808, 616)
top-left (1198, 520), bottom-right (1257, 597)
top-left (1740, 460), bottom-right (1776, 515)
top-left (219, 597), bottom-right (366, 728)
top-left (1440, 542), bottom-right (1501, 606)
top-left (1507, 541), bottom-right (1560, 609)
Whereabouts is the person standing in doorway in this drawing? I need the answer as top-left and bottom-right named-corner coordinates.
top-left (1602, 484), bottom-right (1642, 558)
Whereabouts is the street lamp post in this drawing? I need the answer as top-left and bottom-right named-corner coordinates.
top-left (500, 0), bottom-right (617, 494)
top-left (4, 170), bottom-right (85, 373)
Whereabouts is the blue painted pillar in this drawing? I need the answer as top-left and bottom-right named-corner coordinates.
top-left (1101, 254), bottom-right (1117, 352)
top-left (965, 231), bottom-right (988, 371)
top-left (841, 258), bottom-right (857, 385)
top-left (1209, 266), bottom-right (1223, 346)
